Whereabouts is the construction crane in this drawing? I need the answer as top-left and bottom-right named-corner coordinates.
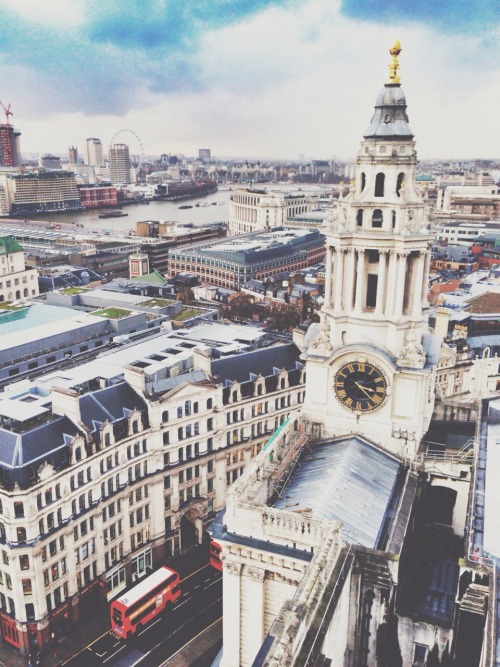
top-left (0, 101), bottom-right (13, 125)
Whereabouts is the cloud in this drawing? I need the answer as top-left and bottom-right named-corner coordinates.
top-left (340, 0), bottom-right (500, 32)
top-left (1, 0), bottom-right (499, 158)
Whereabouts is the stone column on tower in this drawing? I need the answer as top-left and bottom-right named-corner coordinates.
top-left (387, 251), bottom-right (399, 317)
top-left (411, 251), bottom-right (426, 316)
top-left (375, 250), bottom-right (389, 315)
top-left (324, 245), bottom-right (333, 310)
top-left (222, 560), bottom-right (242, 667)
top-left (334, 248), bottom-right (345, 313)
top-left (243, 566), bottom-right (265, 662)
top-left (394, 251), bottom-right (409, 317)
top-left (353, 249), bottom-right (365, 314)
top-left (421, 246), bottom-right (432, 305)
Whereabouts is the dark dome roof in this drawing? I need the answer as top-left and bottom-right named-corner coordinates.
top-left (363, 83), bottom-right (414, 140)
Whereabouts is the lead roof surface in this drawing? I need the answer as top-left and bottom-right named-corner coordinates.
top-left (273, 436), bottom-right (401, 548)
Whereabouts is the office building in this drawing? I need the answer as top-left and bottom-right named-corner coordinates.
top-left (167, 227), bottom-right (326, 289)
top-left (0, 319), bottom-right (304, 654)
top-left (68, 146), bottom-right (78, 165)
top-left (228, 187), bottom-right (315, 235)
top-left (83, 138), bottom-right (103, 167)
top-left (108, 144), bottom-right (131, 186)
top-left (1, 172), bottom-right (81, 215)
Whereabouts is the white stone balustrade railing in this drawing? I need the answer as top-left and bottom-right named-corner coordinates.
top-left (261, 506), bottom-right (334, 549)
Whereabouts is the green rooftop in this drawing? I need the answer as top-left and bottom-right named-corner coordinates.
top-left (0, 236), bottom-right (23, 254)
top-left (91, 307), bottom-right (132, 319)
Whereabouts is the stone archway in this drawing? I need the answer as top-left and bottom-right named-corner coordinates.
top-left (179, 507), bottom-right (203, 552)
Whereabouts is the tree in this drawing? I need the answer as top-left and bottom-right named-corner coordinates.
top-left (176, 287), bottom-right (194, 304)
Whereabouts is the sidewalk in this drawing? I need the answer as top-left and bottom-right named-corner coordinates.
top-left (0, 544), bottom-right (212, 667)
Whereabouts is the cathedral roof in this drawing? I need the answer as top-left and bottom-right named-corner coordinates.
top-left (363, 83), bottom-right (414, 140)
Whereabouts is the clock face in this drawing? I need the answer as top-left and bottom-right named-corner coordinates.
top-left (334, 360), bottom-right (388, 413)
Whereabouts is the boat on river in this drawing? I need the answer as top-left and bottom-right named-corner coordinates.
top-left (98, 210), bottom-right (128, 219)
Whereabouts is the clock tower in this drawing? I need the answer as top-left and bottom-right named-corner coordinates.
top-left (302, 42), bottom-right (438, 458)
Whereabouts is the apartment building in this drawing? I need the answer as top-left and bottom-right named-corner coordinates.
top-left (0, 339), bottom-right (304, 655)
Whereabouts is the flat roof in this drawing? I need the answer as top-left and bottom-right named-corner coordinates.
top-left (273, 436), bottom-right (401, 548)
top-left (0, 303), bottom-right (103, 352)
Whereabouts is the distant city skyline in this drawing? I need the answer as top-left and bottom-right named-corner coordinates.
top-left (0, 0), bottom-right (498, 161)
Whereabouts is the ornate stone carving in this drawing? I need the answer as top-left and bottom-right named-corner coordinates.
top-left (308, 316), bottom-right (333, 357)
top-left (244, 566), bottom-right (265, 582)
top-left (225, 561), bottom-right (242, 576)
top-left (396, 328), bottom-right (426, 368)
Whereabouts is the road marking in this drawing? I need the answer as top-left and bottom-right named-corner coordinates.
top-left (160, 617), bottom-right (223, 666)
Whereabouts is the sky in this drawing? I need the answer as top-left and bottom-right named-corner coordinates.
top-left (0, 0), bottom-right (499, 162)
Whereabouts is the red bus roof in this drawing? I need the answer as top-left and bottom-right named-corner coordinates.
top-left (113, 566), bottom-right (178, 607)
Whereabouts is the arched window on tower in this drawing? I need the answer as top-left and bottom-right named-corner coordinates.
top-left (375, 173), bottom-right (385, 197)
top-left (396, 172), bottom-right (405, 197)
top-left (392, 210), bottom-right (396, 229)
top-left (372, 209), bottom-right (383, 228)
top-left (361, 173), bottom-right (366, 192)
top-left (357, 209), bottom-right (363, 227)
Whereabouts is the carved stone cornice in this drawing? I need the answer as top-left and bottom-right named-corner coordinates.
top-left (225, 560), bottom-right (243, 577)
top-left (244, 565), bottom-right (265, 582)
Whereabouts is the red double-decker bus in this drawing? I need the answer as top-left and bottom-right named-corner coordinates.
top-left (110, 566), bottom-right (181, 638)
top-left (209, 540), bottom-right (223, 571)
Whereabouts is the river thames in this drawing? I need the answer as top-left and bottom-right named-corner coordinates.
top-left (15, 183), bottom-right (332, 236)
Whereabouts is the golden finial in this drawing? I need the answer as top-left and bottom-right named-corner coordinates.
top-left (388, 40), bottom-right (402, 83)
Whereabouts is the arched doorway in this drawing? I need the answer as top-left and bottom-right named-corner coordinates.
top-left (179, 507), bottom-right (203, 552)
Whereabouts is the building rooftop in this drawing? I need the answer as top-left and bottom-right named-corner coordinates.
top-left (273, 436), bottom-right (401, 548)
top-left (0, 303), bottom-right (104, 352)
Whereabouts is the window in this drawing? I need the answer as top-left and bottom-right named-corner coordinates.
top-left (14, 502), bottom-right (24, 518)
top-left (22, 579), bottom-right (32, 595)
top-left (19, 555), bottom-right (29, 570)
top-left (207, 398), bottom-right (213, 410)
top-left (396, 172), bottom-right (405, 197)
top-left (207, 418), bottom-right (213, 431)
top-left (207, 437), bottom-right (213, 451)
top-left (357, 209), bottom-right (363, 227)
top-left (372, 209), bottom-right (383, 228)
top-left (162, 410), bottom-right (169, 423)
top-left (185, 400), bottom-right (191, 416)
top-left (375, 172), bottom-right (385, 197)
top-left (177, 406), bottom-right (183, 418)
top-left (163, 431), bottom-right (170, 445)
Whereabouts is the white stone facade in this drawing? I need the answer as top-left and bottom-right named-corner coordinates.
top-left (228, 188), bottom-right (314, 236)
top-left (0, 236), bottom-right (39, 302)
